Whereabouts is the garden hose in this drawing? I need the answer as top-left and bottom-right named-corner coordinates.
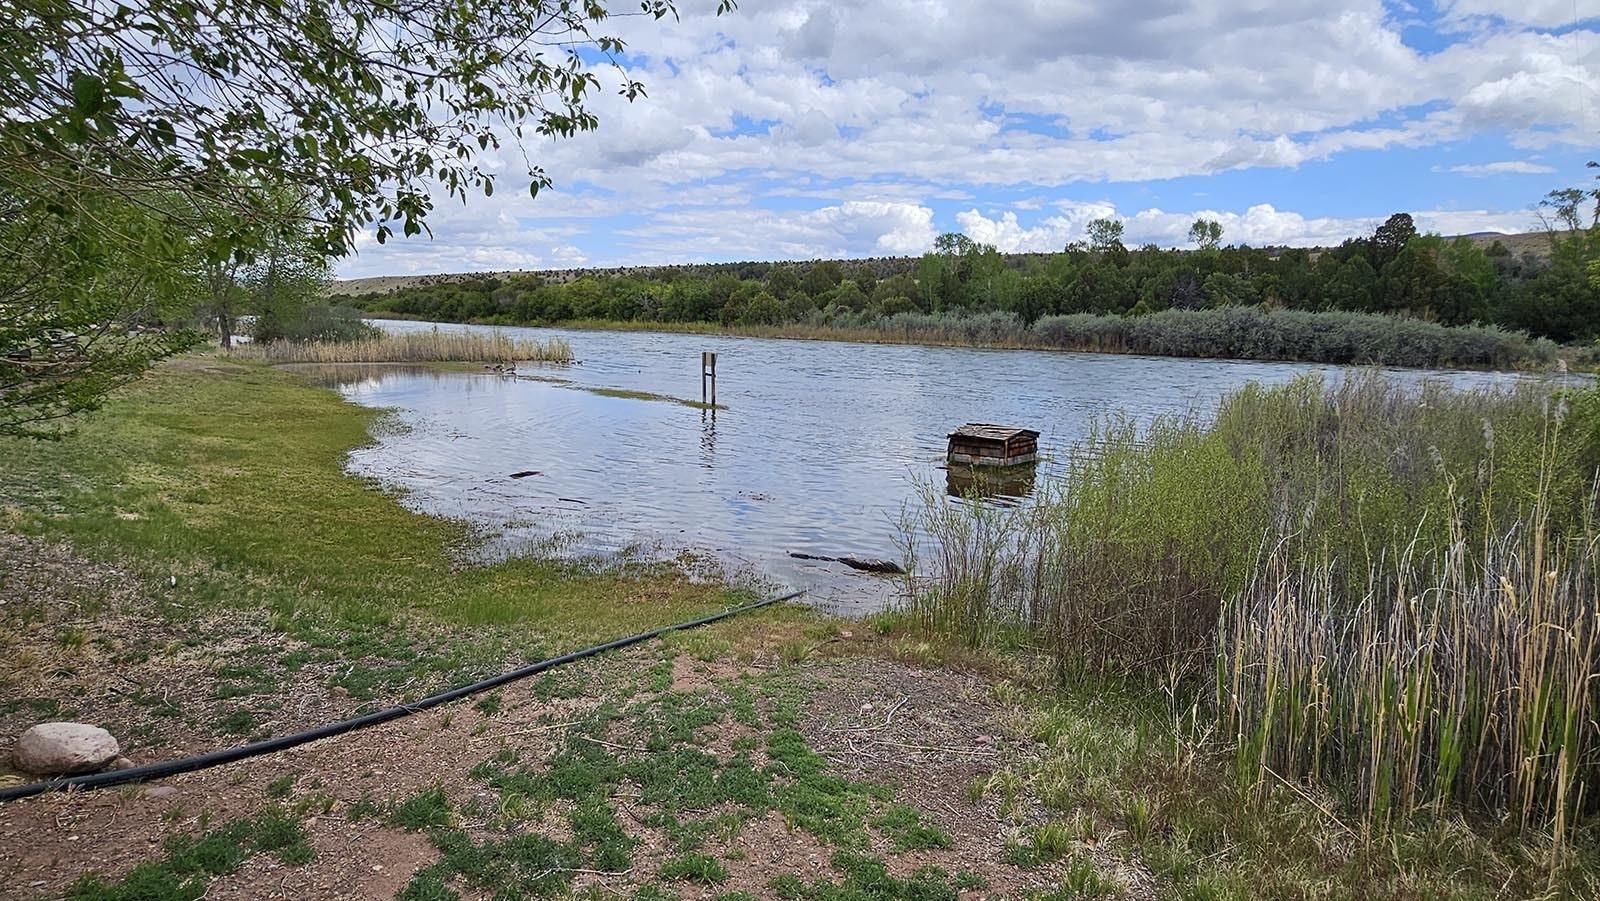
top-left (0, 589), bottom-right (805, 802)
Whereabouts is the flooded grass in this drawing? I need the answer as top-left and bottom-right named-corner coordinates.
top-left (585, 386), bottom-right (723, 410)
top-left (226, 329), bottom-right (572, 364)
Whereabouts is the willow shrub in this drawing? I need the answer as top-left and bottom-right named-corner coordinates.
top-left (1030, 308), bottom-right (1555, 368)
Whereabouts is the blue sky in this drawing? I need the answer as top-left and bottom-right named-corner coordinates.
top-left (339, 0), bottom-right (1599, 278)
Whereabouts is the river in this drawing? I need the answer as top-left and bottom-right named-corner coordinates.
top-left (310, 319), bottom-right (1551, 613)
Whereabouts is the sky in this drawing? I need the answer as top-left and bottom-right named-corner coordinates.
top-left (336, 0), bottom-right (1599, 278)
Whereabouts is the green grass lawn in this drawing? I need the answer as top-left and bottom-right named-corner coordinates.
top-left (0, 358), bottom-right (748, 641)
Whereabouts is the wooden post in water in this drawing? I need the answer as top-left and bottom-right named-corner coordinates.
top-left (701, 351), bottom-right (717, 407)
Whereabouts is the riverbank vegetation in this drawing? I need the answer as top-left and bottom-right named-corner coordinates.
top-left (348, 201), bottom-right (1600, 368)
top-left (902, 374), bottom-right (1600, 890)
top-left (4, 360), bottom-right (1595, 896)
top-left (227, 329), bottom-right (573, 364)
top-left (549, 307), bottom-right (1549, 369)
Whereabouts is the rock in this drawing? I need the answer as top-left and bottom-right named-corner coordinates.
top-left (13, 723), bottom-right (121, 776)
top-left (146, 786), bottom-right (178, 799)
top-left (110, 756), bottom-right (136, 770)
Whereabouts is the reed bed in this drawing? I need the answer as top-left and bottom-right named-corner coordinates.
top-left (228, 329), bottom-right (572, 364)
top-left (900, 373), bottom-right (1600, 851)
top-left (1220, 511), bottom-right (1600, 845)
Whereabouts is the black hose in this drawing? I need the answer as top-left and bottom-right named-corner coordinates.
top-left (0, 589), bottom-right (805, 802)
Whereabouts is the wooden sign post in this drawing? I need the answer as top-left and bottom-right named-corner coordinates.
top-left (701, 351), bottom-right (717, 407)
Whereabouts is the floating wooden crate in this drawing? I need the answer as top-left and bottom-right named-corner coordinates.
top-left (947, 424), bottom-right (1039, 467)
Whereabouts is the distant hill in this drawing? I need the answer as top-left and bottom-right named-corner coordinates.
top-left (1459, 230), bottom-right (1553, 257)
top-left (328, 231), bottom-right (1557, 297)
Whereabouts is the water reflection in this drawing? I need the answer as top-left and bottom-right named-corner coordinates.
top-left (699, 408), bottom-right (717, 468)
top-left (317, 321), bottom-right (1561, 615)
top-left (944, 464), bottom-right (1038, 505)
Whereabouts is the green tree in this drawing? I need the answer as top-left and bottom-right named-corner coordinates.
top-left (1371, 213), bottom-right (1417, 269)
top-left (245, 193), bottom-right (337, 341)
top-left (0, 184), bottom-right (199, 435)
top-left (1086, 218), bottom-right (1126, 252)
top-left (1, 0), bottom-right (725, 433)
top-left (800, 261), bottom-right (844, 297)
top-left (764, 266), bottom-right (801, 299)
top-left (740, 291), bottom-right (782, 326)
top-left (1188, 218), bottom-right (1224, 251)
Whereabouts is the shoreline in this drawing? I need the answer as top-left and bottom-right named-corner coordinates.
top-left (362, 313), bottom-right (1583, 374)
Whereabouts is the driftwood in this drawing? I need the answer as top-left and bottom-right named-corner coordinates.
top-left (789, 553), bottom-right (904, 575)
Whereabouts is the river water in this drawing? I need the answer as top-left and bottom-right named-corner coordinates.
top-left (313, 319), bottom-right (1549, 613)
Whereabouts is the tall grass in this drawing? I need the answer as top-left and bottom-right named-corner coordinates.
top-left (900, 373), bottom-right (1600, 850)
top-left (227, 329), bottom-right (572, 363)
top-left (1221, 506), bottom-right (1600, 846)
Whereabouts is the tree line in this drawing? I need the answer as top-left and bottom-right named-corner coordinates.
top-left (354, 203), bottom-right (1600, 346)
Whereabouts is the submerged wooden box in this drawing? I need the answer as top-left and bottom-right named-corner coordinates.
top-left (946, 424), bottom-right (1039, 467)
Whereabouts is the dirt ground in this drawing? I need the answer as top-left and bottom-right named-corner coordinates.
top-left (0, 533), bottom-right (1151, 900)
top-left (0, 532), bottom-right (433, 770)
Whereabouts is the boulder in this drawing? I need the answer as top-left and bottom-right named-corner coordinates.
top-left (13, 723), bottom-right (121, 776)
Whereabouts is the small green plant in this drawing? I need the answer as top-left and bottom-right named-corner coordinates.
top-left (217, 709), bottom-right (258, 735)
top-left (1052, 854), bottom-right (1122, 898)
top-left (67, 806), bottom-right (313, 900)
top-left (265, 775), bottom-right (295, 799)
top-left (1120, 794), bottom-right (1154, 846)
top-left (1031, 822), bottom-right (1075, 863)
top-left (658, 853), bottom-right (729, 885)
top-left (58, 626), bottom-right (90, 651)
top-left (390, 786), bottom-right (454, 831)
top-left (872, 803), bottom-right (954, 852)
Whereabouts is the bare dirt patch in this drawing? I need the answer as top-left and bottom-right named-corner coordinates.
top-left (0, 533), bottom-right (405, 778)
top-left (0, 544), bottom-right (1143, 899)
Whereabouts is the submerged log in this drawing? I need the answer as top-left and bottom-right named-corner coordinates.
top-left (788, 552), bottom-right (904, 575)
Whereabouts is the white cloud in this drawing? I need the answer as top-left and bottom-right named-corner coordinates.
top-left (954, 203), bottom-right (1540, 252)
top-left (1442, 0), bottom-right (1597, 29)
top-left (334, 0), bottom-right (1597, 276)
top-left (1449, 160), bottom-right (1557, 175)
top-left (611, 200), bottom-right (937, 262)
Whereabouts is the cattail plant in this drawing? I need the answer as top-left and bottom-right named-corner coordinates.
top-left (900, 371), bottom-right (1600, 860)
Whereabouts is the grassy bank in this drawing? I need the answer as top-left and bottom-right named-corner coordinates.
top-left (902, 374), bottom-right (1600, 890)
top-left (0, 359), bottom-right (736, 640)
top-left (226, 329), bottom-right (572, 363)
top-left (375, 307), bottom-right (1565, 370)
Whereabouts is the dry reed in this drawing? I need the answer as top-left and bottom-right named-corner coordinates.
top-left (227, 329), bottom-right (572, 364)
top-left (1220, 506), bottom-right (1600, 849)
